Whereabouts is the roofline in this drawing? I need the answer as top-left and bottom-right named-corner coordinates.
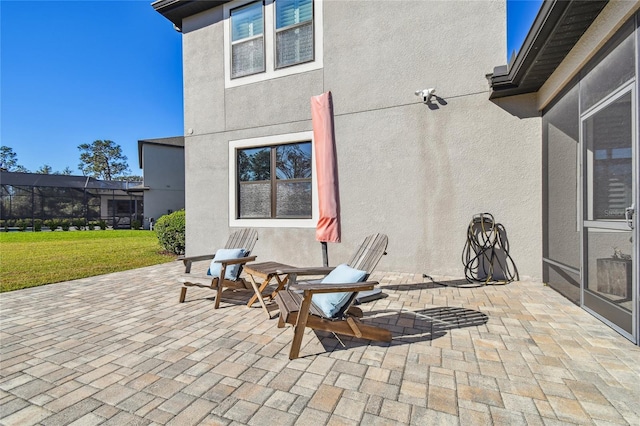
top-left (489, 0), bottom-right (570, 98)
top-left (488, 0), bottom-right (608, 99)
top-left (0, 171), bottom-right (142, 190)
top-left (152, 0), bottom-right (230, 30)
top-left (138, 136), bottom-right (185, 169)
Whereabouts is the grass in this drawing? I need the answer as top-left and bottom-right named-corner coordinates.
top-left (0, 230), bottom-right (175, 292)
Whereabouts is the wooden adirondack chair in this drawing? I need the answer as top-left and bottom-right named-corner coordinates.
top-left (178, 228), bottom-right (258, 308)
top-left (275, 233), bottom-right (391, 359)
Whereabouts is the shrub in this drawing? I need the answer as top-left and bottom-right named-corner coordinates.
top-left (45, 219), bottom-right (58, 231)
top-left (131, 219), bottom-right (141, 230)
top-left (72, 219), bottom-right (86, 230)
top-left (97, 220), bottom-right (107, 230)
top-left (34, 219), bottom-right (43, 232)
top-left (154, 209), bottom-right (185, 255)
top-left (60, 220), bottom-right (71, 231)
top-left (16, 220), bottom-right (28, 231)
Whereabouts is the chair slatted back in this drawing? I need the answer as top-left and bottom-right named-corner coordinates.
top-left (224, 228), bottom-right (258, 254)
top-left (222, 228), bottom-right (258, 280)
top-left (346, 233), bottom-right (388, 279)
top-left (327, 233), bottom-right (388, 319)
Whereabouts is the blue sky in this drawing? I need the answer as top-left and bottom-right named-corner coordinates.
top-left (1, 0), bottom-right (542, 176)
top-left (507, 0), bottom-right (544, 59)
top-left (1, 0), bottom-right (183, 175)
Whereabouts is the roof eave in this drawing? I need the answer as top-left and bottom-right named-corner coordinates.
top-left (152, 0), bottom-right (230, 30)
top-left (488, 0), bottom-right (608, 99)
top-left (138, 136), bottom-right (185, 169)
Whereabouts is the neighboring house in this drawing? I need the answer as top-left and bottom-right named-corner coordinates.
top-left (138, 137), bottom-right (185, 230)
top-left (153, 0), bottom-right (640, 345)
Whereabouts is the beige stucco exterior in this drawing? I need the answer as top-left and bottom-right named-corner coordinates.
top-left (179, 0), bottom-right (543, 279)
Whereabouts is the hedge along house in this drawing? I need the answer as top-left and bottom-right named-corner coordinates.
top-left (152, 0), bottom-right (638, 344)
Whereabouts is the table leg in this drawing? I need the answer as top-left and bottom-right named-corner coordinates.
top-left (247, 274), bottom-right (272, 318)
top-left (270, 274), bottom-right (289, 300)
top-left (247, 274), bottom-right (269, 307)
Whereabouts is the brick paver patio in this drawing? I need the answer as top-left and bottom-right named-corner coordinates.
top-left (1, 261), bottom-right (639, 425)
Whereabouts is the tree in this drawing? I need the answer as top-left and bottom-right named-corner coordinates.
top-left (238, 147), bottom-right (271, 181)
top-left (59, 166), bottom-right (74, 175)
top-left (276, 144), bottom-right (312, 179)
top-left (36, 164), bottom-right (52, 174)
top-left (0, 146), bottom-right (28, 172)
top-left (78, 140), bottom-right (128, 180)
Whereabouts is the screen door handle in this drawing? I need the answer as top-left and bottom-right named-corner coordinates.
top-left (625, 204), bottom-right (635, 229)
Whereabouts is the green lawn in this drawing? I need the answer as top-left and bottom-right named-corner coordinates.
top-left (0, 230), bottom-right (175, 292)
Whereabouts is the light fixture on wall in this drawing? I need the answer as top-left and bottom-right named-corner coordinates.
top-left (415, 88), bottom-right (436, 104)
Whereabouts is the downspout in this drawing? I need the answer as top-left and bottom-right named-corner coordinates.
top-left (31, 186), bottom-right (35, 230)
top-left (112, 190), bottom-right (116, 229)
top-left (84, 177), bottom-right (90, 228)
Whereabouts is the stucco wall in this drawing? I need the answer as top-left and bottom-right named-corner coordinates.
top-left (142, 144), bottom-right (185, 227)
top-left (181, 0), bottom-right (543, 279)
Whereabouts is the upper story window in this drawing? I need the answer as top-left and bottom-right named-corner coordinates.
top-left (275, 0), bottom-right (313, 68)
top-left (224, 0), bottom-right (323, 88)
top-left (230, 1), bottom-right (265, 78)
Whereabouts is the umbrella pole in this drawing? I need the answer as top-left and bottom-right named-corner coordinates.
top-left (321, 242), bottom-right (329, 267)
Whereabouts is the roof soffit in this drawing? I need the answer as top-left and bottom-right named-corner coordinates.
top-left (489, 0), bottom-right (608, 99)
top-left (152, 0), bottom-right (230, 30)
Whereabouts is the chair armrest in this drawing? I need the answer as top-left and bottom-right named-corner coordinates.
top-left (276, 266), bottom-right (335, 276)
top-left (180, 254), bottom-right (217, 273)
top-left (289, 281), bottom-right (377, 294)
top-left (213, 255), bottom-right (257, 265)
top-left (180, 254), bottom-right (216, 263)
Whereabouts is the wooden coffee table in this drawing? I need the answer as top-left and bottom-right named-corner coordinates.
top-left (244, 261), bottom-right (293, 318)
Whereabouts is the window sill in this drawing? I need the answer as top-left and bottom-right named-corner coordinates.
top-left (229, 217), bottom-right (317, 228)
top-left (225, 60), bottom-right (322, 88)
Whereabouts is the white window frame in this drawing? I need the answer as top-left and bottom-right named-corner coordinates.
top-left (223, 0), bottom-right (323, 88)
top-left (229, 131), bottom-right (318, 228)
top-left (229, 1), bottom-right (266, 79)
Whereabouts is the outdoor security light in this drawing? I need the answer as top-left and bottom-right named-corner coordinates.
top-left (415, 88), bottom-right (436, 103)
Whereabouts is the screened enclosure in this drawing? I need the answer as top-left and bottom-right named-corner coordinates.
top-left (0, 172), bottom-right (144, 229)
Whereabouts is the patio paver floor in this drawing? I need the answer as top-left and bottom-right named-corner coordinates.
top-left (1, 262), bottom-right (639, 425)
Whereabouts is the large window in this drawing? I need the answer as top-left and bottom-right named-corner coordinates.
top-left (229, 132), bottom-right (317, 227)
top-left (237, 142), bottom-right (312, 218)
top-left (224, 0), bottom-right (323, 87)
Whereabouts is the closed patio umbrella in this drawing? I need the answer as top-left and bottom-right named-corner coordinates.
top-left (311, 91), bottom-right (340, 266)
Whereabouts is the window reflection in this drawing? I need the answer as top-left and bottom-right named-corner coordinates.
top-left (237, 141), bottom-right (312, 219)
